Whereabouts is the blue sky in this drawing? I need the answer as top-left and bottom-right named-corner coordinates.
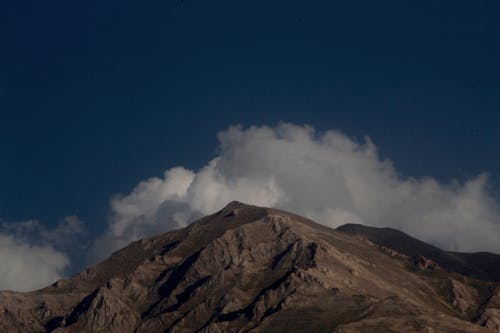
top-left (0, 0), bottom-right (499, 290)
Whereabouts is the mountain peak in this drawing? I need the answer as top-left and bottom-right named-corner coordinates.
top-left (216, 200), bottom-right (256, 216)
top-left (1, 204), bottom-right (500, 332)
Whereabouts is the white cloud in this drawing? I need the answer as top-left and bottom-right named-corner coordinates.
top-left (0, 233), bottom-right (68, 292)
top-left (0, 215), bottom-right (87, 292)
top-left (90, 123), bottom-right (500, 262)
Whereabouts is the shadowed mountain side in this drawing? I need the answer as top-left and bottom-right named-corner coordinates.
top-left (337, 223), bottom-right (500, 282)
top-left (0, 202), bottom-right (499, 332)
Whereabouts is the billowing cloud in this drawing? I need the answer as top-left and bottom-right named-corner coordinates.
top-left (0, 234), bottom-right (68, 292)
top-left (0, 216), bottom-right (87, 292)
top-left (90, 123), bottom-right (500, 262)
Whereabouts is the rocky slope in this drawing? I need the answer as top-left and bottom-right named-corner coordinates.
top-left (337, 223), bottom-right (500, 282)
top-left (1, 202), bottom-right (500, 332)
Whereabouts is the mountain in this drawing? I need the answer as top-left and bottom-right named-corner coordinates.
top-left (0, 202), bottom-right (499, 332)
top-left (336, 223), bottom-right (500, 282)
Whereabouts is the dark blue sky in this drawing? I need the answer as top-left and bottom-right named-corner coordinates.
top-left (1, 0), bottom-right (499, 235)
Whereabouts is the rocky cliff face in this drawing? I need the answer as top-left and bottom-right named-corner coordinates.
top-left (1, 202), bottom-right (500, 332)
